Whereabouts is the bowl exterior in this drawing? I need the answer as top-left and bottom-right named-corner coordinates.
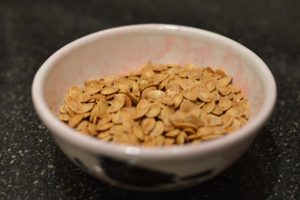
top-left (32, 24), bottom-right (276, 190)
top-left (51, 129), bottom-right (257, 190)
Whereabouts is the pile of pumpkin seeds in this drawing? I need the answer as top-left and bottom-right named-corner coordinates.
top-left (59, 63), bottom-right (250, 147)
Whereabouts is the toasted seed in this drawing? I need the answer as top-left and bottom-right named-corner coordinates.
top-left (101, 87), bottom-right (119, 95)
top-left (154, 135), bottom-right (165, 146)
top-left (165, 84), bottom-right (180, 97)
top-left (125, 92), bottom-right (139, 105)
top-left (153, 73), bottom-right (169, 84)
top-left (211, 91), bottom-right (221, 101)
top-left (141, 67), bottom-right (155, 79)
top-left (203, 101), bottom-right (215, 113)
top-left (68, 86), bottom-right (82, 96)
top-left (127, 134), bottom-right (140, 145)
top-left (205, 79), bottom-right (216, 92)
top-left (180, 100), bottom-right (196, 113)
top-left (85, 85), bottom-right (103, 95)
top-left (183, 128), bottom-right (196, 135)
top-left (97, 100), bottom-right (108, 118)
top-left (168, 111), bottom-right (185, 125)
top-left (65, 96), bottom-right (81, 112)
top-left (68, 114), bottom-right (83, 128)
top-left (184, 114), bottom-right (205, 128)
top-left (221, 115), bottom-right (234, 128)
top-left (87, 123), bottom-right (98, 136)
top-left (189, 106), bottom-right (201, 118)
top-left (163, 121), bottom-right (174, 132)
top-left (81, 112), bottom-right (90, 118)
top-left (105, 94), bottom-right (115, 100)
top-left (165, 129), bottom-right (181, 137)
top-left (228, 85), bottom-right (241, 93)
top-left (197, 126), bottom-right (214, 137)
top-left (207, 114), bottom-right (223, 126)
top-left (75, 92), bottom-right (91, 102)
top-left (110, 125), bottom-right (125, 135)
top-left (97, 131), bottom-right (111, 139)
top-left (159, 106), bottom-right (175, 122)
top-left (212, 105), bottom-right (223, 115)
top-left (164, 138), bottom-right (175, 146)
top-left (180, 79), bottom-right (200, 90)
top-left (218, 86), bottom-right (231, 96)
top-left (111, 112), bottom-right (122, 124)
top-left (141, 117), bottom-right (156, 135)
top-left (183, 89), bottom-right (198, 101)
top-left (141, 86), bottom-right (156, 99)
top-left (158, 77), bottom-right (169, 90)
top-left (59, 104), bottom-right (69, 114)
top-left (218, 76), bottom-right (232, 87)
top-left (76, 120), bottom-right (89, 132)
top-left (142, 137), bottom-right (156, 147)
top-left (100, 114), bottom-right (112, 124)
top-left (89, 104), bottom-right (99, 123)
top-left (226, 107), bottom-right (241, 117)
top-left (176, 132), bottom-right (186, 145)
top-left (149, 63), bottom-right (169, 71)
top-left (133, 124), bottom-right (145, 140)
top-left (146, 104), bottom-right (161, 117)
top-left (77, 103), bottom-right (94, 113)
top-left (92, 94), bottom-right (106, 101)
top-left (215, 69), bottom-right (227, 77)
top-left (149, 121), bottom-right (164, 137)
top-left (147, 90), bottom-right (166, 100)
top-left (122, 118), bottom-right (134, 133)
top-left (191, 139), bottom-right (202, 144)
top-left (211, 126), bottom-right (226, 135)
top-left (226, 118), bottom-right (243, 132)
top-left (157, 96), bottom-right (174, 106)
top-left (120, 107), bottom-right (135, 120)
top-left (66, 96), bottom-right (94, 113)
top-left (173, 94), bottom-right (183, 109)
top-left (202, 134), bottom-right (223, 141)
top-left (238, 117), bottom-right (248, 126)
top-left (187, 134), bottom-right (202, 140)
top-left (132, 99), bottom-right (150, 119)
top-left (131, 80), bottom-right (140, 94)
top-left (236, 92), bottom-right (245, 101)
top-left (85, 79), bottom-right (104, 87)
top-left (59, 113), bottom-right (71, 121)
top-left (108, 94), bottom-right (125, 113)
top-left (137, 79), bottom-right (150, 91)
top-left (174, 122), bottom-right (198, 130)
top-left (97, 122), bottom-right (114, 131)
top-left (102, 135), bottom-right (113, 142)
top-left (219, 97), bottom-right (233, 111)
top-left (123, 93), bottom-right (132, 107)
top-left (117, 82), bottom-right (130, 93)
top-left (198, 91), bottom-right (214, 102)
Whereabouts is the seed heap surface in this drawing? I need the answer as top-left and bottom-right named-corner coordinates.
top-left (59, 63), bottom-right (250, 147)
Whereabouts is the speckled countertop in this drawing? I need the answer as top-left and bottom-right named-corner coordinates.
top-left (0, 0), bottom-right (299, 199)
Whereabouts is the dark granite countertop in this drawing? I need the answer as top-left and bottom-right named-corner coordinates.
top-left (0, 0), bottom-right (299, 199)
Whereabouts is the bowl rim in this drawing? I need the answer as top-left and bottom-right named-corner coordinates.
top-left (32, 24), bottom-right (276, 160)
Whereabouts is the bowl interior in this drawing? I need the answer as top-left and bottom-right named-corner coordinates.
top-left (43, 25), bottom-right (266, 120)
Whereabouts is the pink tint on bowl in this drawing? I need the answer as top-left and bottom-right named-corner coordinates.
top-left (164, 36), bottom-right (175, 54)
top-left (46, 70), bottom-right (67, 114)
top-left (181, 37), bottom-right (213, 65)
top-left (223, 50), bottom-right (249, 96)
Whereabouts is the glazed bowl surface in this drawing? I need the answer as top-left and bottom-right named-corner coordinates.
top-left (32, 24), bottom-right (276, 190)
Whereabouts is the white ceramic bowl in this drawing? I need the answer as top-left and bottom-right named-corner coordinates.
top-left (32, 24), bottom-right (276, 190)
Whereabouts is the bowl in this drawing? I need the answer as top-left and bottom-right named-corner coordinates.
top-left (32, 24), bottom-right (276, 190)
